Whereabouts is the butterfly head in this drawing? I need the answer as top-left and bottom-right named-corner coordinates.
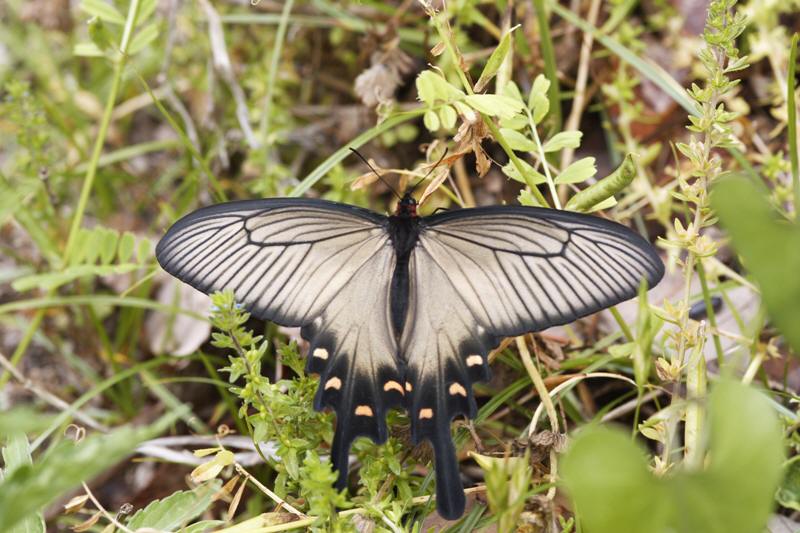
top-left (396, 193), bottom-right (418, 218)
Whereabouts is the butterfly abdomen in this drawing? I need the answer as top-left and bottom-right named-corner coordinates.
top-left (387, 216), bottom-right (422, 341)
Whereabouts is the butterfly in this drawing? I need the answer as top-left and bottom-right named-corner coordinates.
top-left (156, 179), bottom-right (664, 519)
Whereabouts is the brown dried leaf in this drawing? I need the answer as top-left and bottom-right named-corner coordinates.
top-left (72, 511), bottom-right (101, 532)
top-left (227, 477), bottom-right (247, 519)
top-left (419, 167), bottom-right (451, 205)
top-left (64, 494), bottom-right (90, 514)
top-left (350, 171), bottom-right (380, 191)
top-left (430, 41), bottom-right (446, 56)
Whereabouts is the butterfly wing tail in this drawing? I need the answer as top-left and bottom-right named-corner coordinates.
top-left (431, 421), bottom-right (466, 519)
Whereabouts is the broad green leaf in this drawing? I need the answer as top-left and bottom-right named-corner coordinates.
top-left (126, 482), bottom-right (221, 531)
top-left (542, 131), bottom-right (582, 153)
top-left (565, 154), bottom-right (636, 212)
top-left (0, 412), bottom-right (180, 531)
top-left (474, 26), bottom-right (518, 92)
top-left (12, 264), bottom-right (141, 292)
top-left (499, 128), bottom-right (536, 152)
top-left (562, 426), bottom-right (669, 533)
top-left (439, 105), bottom-right (457, 129)
top-left (415, 71), bottom-right (463, 105)
top-left (528, 74), bottom-right (551, 123)
top-left (2, 435), bottom-right (45, 533)
top-left (555, 157), bottom-right (597, 184)
top-left (501, 159), bottom-right (546, 186)
top-left (463, 94), bottom-right (523, 120)
top-left (673, 381), bottom-right (783, 533)
top-left (423, 109), bottom-right (440, 131)
top-left (128, 23), bottom-right (159, 55)
top-left (501, 81), bottom-right (524, 103)
top-left (499, 113), bottom-right (528, 131)
top-left (561, 381), bottom-right (783, 533)
top-left (79, 0), bottom-right (125, 25)
top-left (711, 175), bottom-right (800, 353)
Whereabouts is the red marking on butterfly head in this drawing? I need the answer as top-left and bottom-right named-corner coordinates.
top-left (396, 193), bottom-right (418, 218)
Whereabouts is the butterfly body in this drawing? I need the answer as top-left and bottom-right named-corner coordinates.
top-left (156, 196), bottom-right (664, 519)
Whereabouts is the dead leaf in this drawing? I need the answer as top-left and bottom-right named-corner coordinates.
top-left (72, 511), bottom-right (101, 532)
top-left (419, 167), bottom-right (451, 204)
top-left (63, 494), bottom-right (90, 514)
top-left (145, 274), bottom-right (211, 357)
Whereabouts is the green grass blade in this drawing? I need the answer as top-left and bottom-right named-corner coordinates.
top-left (289, 109), bottom-right (425, 197)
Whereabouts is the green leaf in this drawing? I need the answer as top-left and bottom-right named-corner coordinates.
top-left (2, 435), bottom-right (45, 533)
top-left (711, 176), bottom-right (800, 352)
top-left (118, 231), bottom-right (136, 263)
top-left (72, 42), bottom-right (105, 57)
top-left (439, 105), bottom-right (457, 130)
top-left (528, 74), bottom-right (551, 123)
top-left (180, 520), bottom-right (226, 533)
top-left (0, 409), bottom-right (55, 436)
top-left (542, 131), bottom-right (582, 153)
top-left (499, 128), bottom-right (536, 152)
top-left (674, 381), bottom-right (783, 533)
top-left (127, 482), bottom-right (221, 531)
top-left (561, 381), bottom-right (783, 533)
top-left (423, 109), bottom-right (440, 131)
top-left (501, 159), bottom-right (546, 186)
top-left (501, 81), bottom-right (524, 103)
top-left (12, 264), bottom-right (141, 292)
top-left (99, 228), bottom-right (119, 265)
top-left (137, 238), bottom-right (153, 263)
top-left (128, 23), bottom-right (159, 55)
top-left (565, 154), bottom-right (636, 212)
top-left (777, 456), bottom-right (800, 511)
top-left (555, 157), bottom-right (597, 184)
top-left (517, 189), bottom-right (543, 207)
top-left (0, 413), bottom-right (180, 531)
top-left (416, 71), bottom-right (463, 105)
top-left (138, 0), bottom-right (158, 22)
top-left (562, 426), bottom-right (669, 533)
top-left (474, 25), bottom-right (518, 92)
top-left (463, 94), bottom-right (523, 120)
top-left (79, 0), bottom-right (125, 25)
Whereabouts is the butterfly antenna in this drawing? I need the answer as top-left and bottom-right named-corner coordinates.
top-left (349, 147), bottom-right (402, 200)
top-left (410, 148), bottom-right (449, 194)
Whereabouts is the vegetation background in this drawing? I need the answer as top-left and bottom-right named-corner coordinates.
top-left (1, 0), bottom-right (799, 531)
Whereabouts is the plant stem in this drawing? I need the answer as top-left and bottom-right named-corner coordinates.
top-left (788, 33), bottom-right (799, 221)
top-left (260, 0), bottom-right (295, 150)
top-left (696, 260), bottom-right (724, 364)
top-left (527, 110), bottom-right (562, 209)
top-left (516, 336), bottom-right (558, 500)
